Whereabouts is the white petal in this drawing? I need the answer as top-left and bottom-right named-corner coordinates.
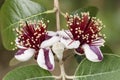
top-left (15, 38), bottom-right (27, 49)
top-left (40, 36), bottom-right (60, 48)
top-left (91, 38), bottom-right (105, 46)
top-left (57, 30), bottom-right (73, 39)
top-left (52, 42), bottom-right (64, 60)
top-left (47, 31), bottom-right (57, 36)
top-left (82, 44), bottom-right (103, 62)
top-left (60, 38), bottom-right (80, 49)
top-left (37, 48), bottom-right (55, 71)
top-left (15, 48), bottom-right (35, 61)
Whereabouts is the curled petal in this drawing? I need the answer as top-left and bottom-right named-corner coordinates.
top-left (60, 38), bottom-right (80, 49)
top-left (40, 36), bottom-right (60, 48)
top-left (37, 48), bottom-right (54, 71)
top-left (82, 44), bottom-right (103, 62)
top-left (15, 38), bottom-right (27, 49)
top-left (47, 31), bottom-right (57, 36)
top-left (91, 38), bottom-right (105, 46)
top-left (57, 30), bottom-right (73, 39)
top-left (15, 48), bottom-right (35, 61)
top-left (52, 42), bottom-right (64, 60)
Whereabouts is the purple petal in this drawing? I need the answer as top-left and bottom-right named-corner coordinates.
top-left (15, 48), bottom-right (35, 61)
top-left (15, 49), bottom-right (26, 55)
top-left (37, 48), bottom-right (54, 71)
top-left (82, 44), bottom-right (103, 62)
top-left (90, 46), bottom-right (103, 60)
top-left (43, 48), bottom-right (54, 70)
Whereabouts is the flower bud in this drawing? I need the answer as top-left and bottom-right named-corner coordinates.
top-left (52, 42), bottom-right (65, 60)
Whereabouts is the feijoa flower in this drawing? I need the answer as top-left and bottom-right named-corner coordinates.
top-left (66, 12), bottom-right (105, 62)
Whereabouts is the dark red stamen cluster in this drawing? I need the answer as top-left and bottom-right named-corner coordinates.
top-left (15, 20), bottom-right (47, 51)
top-left (66, 12), bottom-right (105, 45)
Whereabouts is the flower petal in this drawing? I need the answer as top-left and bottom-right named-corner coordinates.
top-left (15, 48), bottom-right (35, 61)
top-left (91, 38), bottom-right (105, 46)
top-left (15, 38), bottom-right (27, 49)
top-left (57, 30), bottom-right (73, 39)
top-left (82, 44), bottom-right (103, 62)
top-left (37, 48), bottom-right (54, 71)
top-left (47, 31), bottom-right (57, 36)
top-left (40, 36), bottom-right (60, 48)
top-left (60, 37), bottom-right (80, 49)
top-left (52, 42), bottom-right (64, 60)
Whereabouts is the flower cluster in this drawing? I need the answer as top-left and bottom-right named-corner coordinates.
top-left (14, 12), bottom-right (105, 71)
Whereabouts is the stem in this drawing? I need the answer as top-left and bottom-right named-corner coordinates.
top-left (59, 61), bottom-right (66, 80)
top-left (54, 0), bottom-right (60, 30)
top-left (52, 75), bottom-right (61, 79)
top-left (60, 11), bottom-right (66, 17)
top-left (53, 0), bottom-right (75, 79)
top-left (59, 61), bottom-right (75, 80)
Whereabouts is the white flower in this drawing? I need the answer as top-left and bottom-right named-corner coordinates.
top-left (14, 21), bottom-right (55, 71)
top-left (66, 12), bottom-right (105, 62)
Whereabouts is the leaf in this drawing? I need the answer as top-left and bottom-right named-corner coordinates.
top-left (0, 0), bottom-right (45, 50)
top-left (74, 54), bottom-right (120, 80)
top-left (9, 57), bottom-right (34, 66)
top-left (101, 45), bottom-right (113, 53)
top-left (3, 65), bottom-right (55, 80)
top-left (9, 57), bottom-right (22, 66)
top-left (74, 55), bottom-right (85, 63)
top-left (72, 6), bottom-right (98, 17)
top-left (25, 77), bottom-right (55, 80)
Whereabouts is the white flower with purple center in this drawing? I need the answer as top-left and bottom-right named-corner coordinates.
top-left (66, 12), bottom-right (105, 62)
top-left (14, 20), bottom-right (80, 71)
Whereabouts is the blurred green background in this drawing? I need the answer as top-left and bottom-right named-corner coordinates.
top-left (0, 0), bottom-right (120, 79)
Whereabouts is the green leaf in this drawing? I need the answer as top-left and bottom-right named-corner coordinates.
top-left (3, 65), bottom-right (55, 80)
top-left (74, 54), bottom-right (120, 80)
top-left (74, 55), bottom-right (85, 63)
top-left (101, 45), bottom-right (113, 53)
top-left (73, 6), bottom-right (98, 17)
top-left (0, 0), bottom-right (45, 50)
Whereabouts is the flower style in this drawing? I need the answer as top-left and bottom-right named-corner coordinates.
top-left (66, 12), bottom-right (105, 62)
top-left (14, 20), bottom-right (80, 71)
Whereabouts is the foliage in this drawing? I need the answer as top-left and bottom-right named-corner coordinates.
top-left (0, 0), bottom-right (120, 80)
top-left (3, 65), bottom-right (55, 80)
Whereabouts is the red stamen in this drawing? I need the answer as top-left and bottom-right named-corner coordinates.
top-left (16, 20), bottom-right (47, 51)
top-left (66, 12), bottom-right (105, 45)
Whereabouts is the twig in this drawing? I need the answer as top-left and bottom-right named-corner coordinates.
top-left (59, 61), bottom-right (75, 80)
top-left (54, 0), bottom-right (60, 30)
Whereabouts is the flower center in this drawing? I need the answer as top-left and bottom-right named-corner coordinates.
top-left (15, 20), bottom-right (47, 50)
top-left (66, 12), bottom-right (105, 45)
